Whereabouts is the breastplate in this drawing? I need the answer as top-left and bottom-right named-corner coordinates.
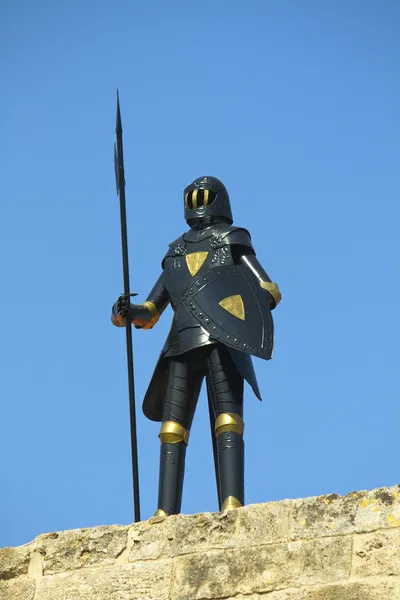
top-left (163, 234), bottom-right (235, 307)
top-left (161, 229), bottom-right (236, 357)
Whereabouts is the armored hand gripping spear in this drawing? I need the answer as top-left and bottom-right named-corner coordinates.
top-left (114, 90), bottom-right (141, 522)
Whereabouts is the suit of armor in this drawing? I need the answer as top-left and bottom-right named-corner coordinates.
top-left (112, 177), bottom-right (281, 516)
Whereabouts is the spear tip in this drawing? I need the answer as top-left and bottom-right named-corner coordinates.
top-left (116, 89), bottom-right (122, 134)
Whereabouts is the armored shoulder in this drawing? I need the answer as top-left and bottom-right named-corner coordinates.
top-left (161, 233), bottom-right (186, 268)
top-left (221, 226), bottom-right (254, 252)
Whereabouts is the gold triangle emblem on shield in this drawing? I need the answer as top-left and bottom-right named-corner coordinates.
top-left (219, 295), bottom-right (245, 321)
top-left (185, 252), bottom-right (209, 276)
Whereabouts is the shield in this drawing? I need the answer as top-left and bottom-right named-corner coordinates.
top-left (182, 264), bottom-right (274, 360)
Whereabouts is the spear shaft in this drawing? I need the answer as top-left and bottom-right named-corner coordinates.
top-left (114, 90), bottom-right (141, 522)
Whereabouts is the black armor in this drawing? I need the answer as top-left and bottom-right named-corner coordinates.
top-left (112, 176), bottom-right (281, 515)
top-left (184, 175), bottom-right (233, 227)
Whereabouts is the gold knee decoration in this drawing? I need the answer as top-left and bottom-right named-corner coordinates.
top-left (215, 413), bottom-right (244, 438)
top-left (159, 421), bottom-right (189, 445)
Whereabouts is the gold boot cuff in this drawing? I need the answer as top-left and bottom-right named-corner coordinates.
top-left (221, 496), bottom-right (243, 511)
top-left (159, 421), bottom-right (189, 445)
top-left (215, 413), bottom-right (244, 438)
top-left (153, 509), bottom-right (168, 518)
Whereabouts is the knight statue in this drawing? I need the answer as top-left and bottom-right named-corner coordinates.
top-left (111, 176), bottom-right (281, 517)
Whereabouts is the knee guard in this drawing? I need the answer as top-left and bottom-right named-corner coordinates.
top-left (158, 421), bottom-right (190, 445)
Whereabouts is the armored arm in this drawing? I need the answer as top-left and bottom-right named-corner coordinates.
top-left (240, 254), bottom-right (281, 309)
top-left (228, 228), bottom-right (282, 310)
top-left (111, 272), bottom-right (170, 329)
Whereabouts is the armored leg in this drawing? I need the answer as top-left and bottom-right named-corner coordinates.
top-left (206, 346), bottom-right (244, 511)
top-left (156, 356), bottom-right (203, 516)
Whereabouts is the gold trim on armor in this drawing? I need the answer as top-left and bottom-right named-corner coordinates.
top-left (221, 496), bottom-right (243, 511)
top-left (185, 251), bottom-right (209, 276)
top-left (153, 509), bottom-right (168, 518)
top-left (192, 188), bottom-right (198, 209)
top-left (141, 301), bottom-right (160, 329)
top-left (219, 294), bottom-right (245, 320)
top-left (259, 281), bottom-right (282, 307)
top-left (203, 189), bottom-right (209, 207)
top-left (159, 421), bottom-right (190, 445)
top-left (215, 413), bottom-right (244, 438)
top-left (184, 193), bottom-right (189, 209)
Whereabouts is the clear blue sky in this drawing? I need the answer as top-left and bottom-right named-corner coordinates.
top-left (1, 0), bottom-right (399, 548)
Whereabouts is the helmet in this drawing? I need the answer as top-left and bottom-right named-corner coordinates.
top-left (184, 176), bottom-right (233, 227)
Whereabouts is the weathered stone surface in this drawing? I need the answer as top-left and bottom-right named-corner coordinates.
top-left (218, 577), bottom-right (400, 599)
top-left (170, 510), bottom-right (238, 556)
top-left (0, 544), bottom-right (31, 580)
top-left (126, 510), bottom-right (238, 562)
top-left (37, 525), bottom-right (128, 574)
top-left (2, 485), bottom-right (400, 600)
top-left (125, 517), bottom-right (173, 561)
top-left (37, 561), bottom-right (172, 600)
top-left (354, 486), bottom-right (400, 534)
top-left (237, 500), bottom-right (290, 547)
top-left (352, 527), bottom-right (400, 577)
top-left (290, 485), bottom-right (400, 540)
top-left (0, 577), bottom-right (35, 600)
top-left (303, 578), bottom-right (400, 600)
top-left (172, 536), bottom-right (352, 600)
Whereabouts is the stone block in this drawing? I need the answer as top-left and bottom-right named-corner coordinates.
top-left (0, 577), bottom-right (35, 600)
top-left (301, 578), bottom-right (400, 600)
top-left (172, 536), bottom-right (352, 600)
top-left (290, 485), bottom-right (400, 540)
top-left (37, 560), bottom-right (172, 600)
top-left (170, 510), bottom-right (238, 556)
top-left (0, 544), bottom-right (31, 580)
top-left (126, 517), bottom-right (174, 561)
top-left (354, 486), bottom-right (400, 534)
top-left (216, 577), bottom-right (400, 599)
top-left (126, 510), bottom-right (238, 561)
top-left (236, 500), bottom-right (290, 547)
top-left (352, 527), bottom-right (400, 577)
top-left (36, 525), bottom-right (128, 574)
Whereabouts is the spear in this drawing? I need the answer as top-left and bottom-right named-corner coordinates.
top-left (114, 90), bottom-right (141, 522)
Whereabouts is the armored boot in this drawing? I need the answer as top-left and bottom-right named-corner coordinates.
top-left (215, 413), bottom-right (244, 511)
top-left (154, 421), bottom-right (189, 517)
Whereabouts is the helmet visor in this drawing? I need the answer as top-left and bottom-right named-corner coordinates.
top-left (185, 188), bottom-right (217, 210)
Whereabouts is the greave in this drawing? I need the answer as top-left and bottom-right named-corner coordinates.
top-left (156, 420), bottom-right (189, 516)
top-left (214, 413), bottom-right (245, 511)
top-left (217, 431), bottom-right (244, 510)
top-left (157, 441), bottom-right (187, 515)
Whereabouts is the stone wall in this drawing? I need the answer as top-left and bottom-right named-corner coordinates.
top-left (1, 484), bottom-right (400, 600)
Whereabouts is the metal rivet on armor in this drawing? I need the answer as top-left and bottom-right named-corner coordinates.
top-left (205, 318), bottom-right (210, 323)
top-left (213, 326), bottom-right (216, 330)
top-left (198, 313), bottom-right (203, 318)
top-left (234, 339), bottom-right (239, 344)
top-left (189, 290), bottom-right (193, 294)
